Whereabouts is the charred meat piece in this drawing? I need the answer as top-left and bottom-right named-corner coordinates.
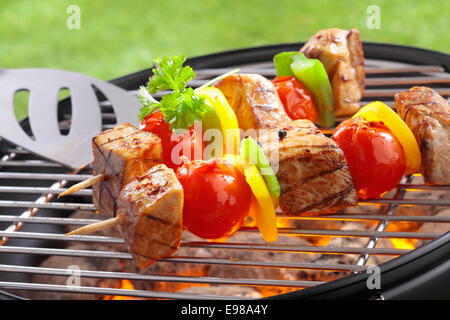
top-left (259, 119), bottom-right (357, 215)
top-left (395, 86), bottom-right (450, 185)
top-left (214, 73), bottom-right (291, 131)
top-left (300, 28), bottom-right (365, 116)
top-left (117, 164), bottom-right (183, 269)
top-left (92, 123), bottom-right (163, 217)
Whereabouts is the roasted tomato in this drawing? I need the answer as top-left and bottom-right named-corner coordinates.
top-left (273, 75), bottom-right (318, 122)
top-left (140, 111), bottom-right (203, 169)
top-left (176, 159), bottom-right (252, 239)
top-left (332, 117), bottom-right (406, 199)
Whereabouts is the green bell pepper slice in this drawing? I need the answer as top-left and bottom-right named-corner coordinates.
top-left (274, 51), bottom-right (335, 128)
top-left (240, 136), bottom-right (280, 205)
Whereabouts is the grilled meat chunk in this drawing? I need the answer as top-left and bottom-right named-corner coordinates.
top-left (259, 119), bottom-right (357, 215)
top-left (395, 86), bottom-right (450, 185)
top-left (300, 28), bottom-right (365, 116)
top-left (214, 73), bottom-right (291, 131)
top-left (117, 164), bottom-right (183, 269)
top-left (92, 123), bottom-right (163, 217)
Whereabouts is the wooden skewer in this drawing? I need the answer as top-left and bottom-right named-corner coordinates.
top-left (66, 214), bottom-right (123, 236)
top-left (58, 173), bottom-right (105, 198)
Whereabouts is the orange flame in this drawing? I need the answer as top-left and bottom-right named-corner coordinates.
top-left (103, 279), bottom-right (135, 300)
top-left (390, 238), bottom-right (417, 250)
top-left (386, 220), bottom-right (420, 250)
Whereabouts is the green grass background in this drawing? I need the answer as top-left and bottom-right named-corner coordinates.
top-left (1, 0), bottom-right (448, 81)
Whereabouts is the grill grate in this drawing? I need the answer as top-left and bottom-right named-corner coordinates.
top-left (0, 49), bottom-right (449, 299)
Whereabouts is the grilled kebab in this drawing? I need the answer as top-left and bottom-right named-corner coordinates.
top-left (213, 73), bottom-right (291, 131)
top-left (300, 28), bottom-right (365, 116)
top-left (91, 123), bottom-right (163, 217)
top-left (395, 86), bottom-right (450, 185)
top-left (259, 119), bottom-right (357, 215)
top-left (67, 164), bottom-right (183, 269)
top-left (117, 164), bottom-right (183, 269)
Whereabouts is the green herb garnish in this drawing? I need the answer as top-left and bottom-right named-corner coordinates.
top-left (138, 55), bottom-right (207, 130)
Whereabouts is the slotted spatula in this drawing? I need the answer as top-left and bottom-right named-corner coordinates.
top-left (0, 68), bottom-right (142, 169)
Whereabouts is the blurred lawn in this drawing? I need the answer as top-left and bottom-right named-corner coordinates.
top-left (0, 0), bottom-right (448, 82)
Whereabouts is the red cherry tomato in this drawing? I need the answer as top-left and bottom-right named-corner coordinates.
top-left (139, 111), bottom-right (204, 169)
top-left (273, 76), bottom-right (318, 122)
top-left (176, 159), bottom-right (253, 239)
top-left (332, 117), bottom-right (406, 199)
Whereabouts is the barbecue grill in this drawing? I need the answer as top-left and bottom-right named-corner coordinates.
top-left (0, 42), bottom-right (449, 300)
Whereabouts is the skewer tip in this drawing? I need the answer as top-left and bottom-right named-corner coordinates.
top-left (65, 215), bottom-right (122, 236)
top-left (58, 173), bottom-right (105, 198)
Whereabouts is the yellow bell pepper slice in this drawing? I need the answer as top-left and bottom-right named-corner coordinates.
top-left (353, 101), bottom-right (421, 175)
top-left (224, 154), bottom-right (278, 242)
top-left (244, 164), bottom-right (278, 242)
top-left (195, 87), bottom-right (240, 155)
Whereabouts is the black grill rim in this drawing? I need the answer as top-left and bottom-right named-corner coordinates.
top-left (109, 41), bottom-right (450, 91)
top-left (0, 41), bottom-right (449, 300)
top-left (268, 231), bottom-right (450, 300)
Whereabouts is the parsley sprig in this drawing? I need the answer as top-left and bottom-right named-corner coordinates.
top-left (138, 55), bottom-right (207, 130)
top-left (138, 55), bottom-right (239, 130)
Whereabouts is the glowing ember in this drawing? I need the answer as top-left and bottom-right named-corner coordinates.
top-left (258, 286), bottom-right (299, 298)
top-left (103, 279), bottom-right (135, 300)
top-left (276, 217), bottom-right (333, 246)
top-left (390, 238), bottom-right (417, 250)
top-left (386, 220), bottom-right (420, 250)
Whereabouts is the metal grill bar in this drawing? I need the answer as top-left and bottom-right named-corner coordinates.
top-left (361, 87), bottom-right (450, 98)
top-left (1, 198), bottom-right (448, 211)
top-left (355, 176), bottom-right (411, 267)
top-left (364, 76), bottom-right (450, 86)
top-left (0, 215), bottom-right (100, 225)
top-left (0, 233), bottom-right (414, 256)
top-left (357, 199), bottom-right (450, 206)
top-left (0, 245), bottom-right (403, 269)
top-left (1, 213), bottom-right (447, 225)
top-left (396, 184), bottom-right (450, 190)
top-left (0, 264), bottom-right (324, 288)
top-left (280, 214), bottom-right (450, 223)
top-left (0, 281), bottom-right (249, 300)
top-left (0, 183), bottom-right (446, 195)
top-left (240, 227), bottom-right (439, 239)
top-left (0, 160), bottom-right (63, 168)
top-left (144, 87), bottom-right (450, 99)
top-left (0, 200), bottom-right (95, 211)
top-left (0, 186), bottom-right (92, 196)
top-left (0, 227), bottom-right (441, 243)
top-left (194, 65), bottom-right (446, 76)
top-left (7, 180), bottom-right (443, 196)
top-left (185, 77), bottom-right (450, 88)
top-left (0, 172), bottom-right (92, 181)
top-left (178, 242), bottom-right (409, 256)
